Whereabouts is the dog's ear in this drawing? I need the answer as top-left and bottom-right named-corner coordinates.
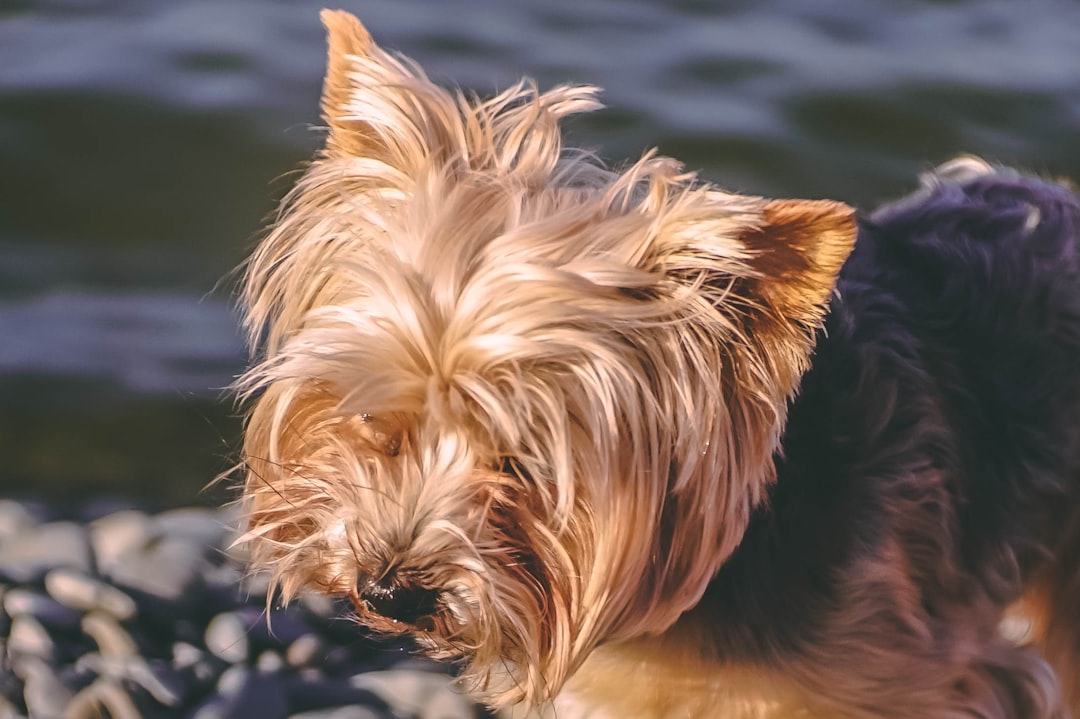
top-left (737, 198), bottom-right (856, 330)
top-left (319, 10), bottom-right (380, 158)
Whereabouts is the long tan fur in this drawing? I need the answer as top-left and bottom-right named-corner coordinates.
top-left (238, 9), bottom-right (854, 710)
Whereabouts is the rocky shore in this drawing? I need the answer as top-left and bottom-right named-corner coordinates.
top-left (0, 500), bottom-right (491, 719)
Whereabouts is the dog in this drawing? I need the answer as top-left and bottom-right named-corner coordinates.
top-left (235, 10), bottom-right (1080, 718)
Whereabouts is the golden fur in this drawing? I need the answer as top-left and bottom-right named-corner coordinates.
top-left (235, 11), bottom-right (1080, 719)
top-left (237, 10), bottom-right (854, 713)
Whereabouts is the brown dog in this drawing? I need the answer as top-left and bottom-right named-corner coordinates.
top-left (237, 11), bottom-right (1080, 718)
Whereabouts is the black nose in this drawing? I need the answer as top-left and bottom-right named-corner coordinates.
top-left (358, 577), bottom-right (438, 626)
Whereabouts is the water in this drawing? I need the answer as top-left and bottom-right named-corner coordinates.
top-left (2, 0), bottom-right (1078, 504)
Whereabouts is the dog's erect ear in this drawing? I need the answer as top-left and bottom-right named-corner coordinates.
top-left (738, 198), bottom-right (856, 329)
top-left (319, 10), bottom-right (380, 158)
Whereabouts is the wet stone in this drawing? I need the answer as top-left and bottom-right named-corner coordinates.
top-left (130, 659), bottom-right (188, 706)
top-left (21, 660), bottom-right (74, 719)
top-left (7, 616), bottom-right (57, 664)
top-left (154, 508), bottom-right (232, 549)
top-left (205, 611), bottom-right (252, 664)
top-left (288, 708), bottom-right (385, 719)
top-left (257, 649), bottom-right (285, 674)
top-left (67, 679), bottom-right (142, 719)
top-left (172, 641), bottom-right (225, 689)
top-left (286, 633), bottom-right (327, 668)
top-left (45, 568), bottom-right (137, 620)
top-left (107, 536), bottom-right (210, 604)
top-left (88, 509), bottom-right (153, 578)
top-left (192, 666), bottom-right (288, 719)
top-left (281, 675), bottom-right (389, 716)
top-left (0, 505), bottom-right (486, 718)
top-left (0, 501), bottom-right (40, 544)
top-left (0, 521), bottom-right (92, 583)
top-left (2, 587), bottom-right (82, 632)
top-left (81, 612), bottom-right (138, 658)
top-left (350, 671), bottom-right (473, 719)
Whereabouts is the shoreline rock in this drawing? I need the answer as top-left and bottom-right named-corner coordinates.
top-left (0, 500), bottom-right (490, 719)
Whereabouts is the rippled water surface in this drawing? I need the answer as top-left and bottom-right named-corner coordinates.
top-left (2, 0), bottom-right (1079, 504)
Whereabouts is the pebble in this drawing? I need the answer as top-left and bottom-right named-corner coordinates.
top-left (2, 587), bottom-right (82, 632)
top-left (204, 611), bottom-right (252, 664)
top-left (172, 641), bottom-right (226, 687)
top-left (20, 659), bottom-right (75, 718)
top-left (154, 508), bottom-right (233, 549)
top-left (194, 666), bottom-right (288, 719)
top-left (280, 675), bottom-right (389, 716)
top-left (45, 568), bottom-right (138, 620)
top-left (0, 503), bottom-right (485, 719)
top-left (81, 612), bottom-right (138, 658)
top-left (288, 708), bottom-right (384, 719)
top-left (350, 670), bottom-right (476, 719)
top-left (7, 615), bottom-right (58, 664)
top-left (66, 679), bottom-right (142, 719)
top-left (257, 649), bottom-right (285, 673)
top-left (87, 509), bottom-right (153, 578)
top-left (133, 658), bottom-right (188, 707)
top-left (0, 521), bottom-right (93, 583)
top-left (286, 633), bottom-right (327, 667)
top-left (107, 535), bottom-right (210, 604)
top-left (0, 500), bottom-right (40, 544)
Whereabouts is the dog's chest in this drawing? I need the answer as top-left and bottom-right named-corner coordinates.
top-left (536, 641), bottom-right (820, 719)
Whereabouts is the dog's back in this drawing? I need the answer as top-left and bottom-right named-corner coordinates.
top-left (714, 160), bottom-right (1080, 717)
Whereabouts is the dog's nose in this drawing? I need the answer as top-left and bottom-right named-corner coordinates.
top-left (358, 577), bottom-right (438, 626)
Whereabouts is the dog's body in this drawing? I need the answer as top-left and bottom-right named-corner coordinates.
top-left (557, 163), bottom-right (1080, 718)
top-left (237, 12), bottom-right (1080, 718)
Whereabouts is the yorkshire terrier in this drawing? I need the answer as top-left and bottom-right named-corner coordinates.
top-left (236, 10), bottom-right (1080, 718)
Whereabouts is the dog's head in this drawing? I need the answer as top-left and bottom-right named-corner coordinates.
top-left (237, 10), bottom-right (855, 707)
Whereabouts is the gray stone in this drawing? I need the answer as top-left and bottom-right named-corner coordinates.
top-left (350, 671), bottom-right (474, 719)
top-left (7, 616), bottom-right (56, 663)
top-left (66, 679), bottom-right (141, 719)
top-left (421, 687), bottom-right (478, 719)
top-left (88, 510), bottom-right (153, 577)
top-left (286, 633), bottom-right (328, 668)
top-left (205, 611), bottom-right (252, 664)
top-left (128, 658), bottom-right (187, 706)
top-left (280, 675), bottom-right (389, 716)
top-left (2, 587), bottom-right (82, 631)
top-left (191, 667), bottom-right (288, 719)
top-left (21, 659), bottom-right (74, 719)
top-left (203, 563), bottom-right (243, 592)
top-left (0, 501), bottom-right (38, 544)
top-left (81, 612), bottom-right (138, 658)
top-left (107, 536), bottom-right (210, 604)
top-left (154, 508), bottom-right (233, 549)
top-left (172, 640), bottom-right (205, 669)
top-left (257, 650), bottom-right (284, 673)
top-left (172, 641), bottom-right (225, 687)
top-left (0, 521), bottom-right (92, 582)
top-left (74, 653), bottom-right (185, 707)
top-left (216, 664), bottom-right (250, 696)
top-left (45, 568), bottom-right (137, 620)
top-left (298, 592), bottom-right (337, 620)
top-left (288, 708), bottom-right (384, 719)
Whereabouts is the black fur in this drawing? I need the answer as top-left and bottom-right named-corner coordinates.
top-left (701, 167), bottom-right (1080, 717)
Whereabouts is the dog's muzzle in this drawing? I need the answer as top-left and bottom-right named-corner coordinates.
top-left (357, 575), bottom-right (440, 628)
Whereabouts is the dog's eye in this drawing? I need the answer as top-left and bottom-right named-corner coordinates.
top-left (497, 456), bottom-right (532, 483)
top-left (350, 413), bottom-right (402, 457)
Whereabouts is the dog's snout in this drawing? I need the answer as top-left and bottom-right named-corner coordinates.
top-left (358, 576), bottom-right (439, 626)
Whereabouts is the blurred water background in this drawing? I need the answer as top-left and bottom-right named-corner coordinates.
top-left (1, 0), bottom-right (1078, 508)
